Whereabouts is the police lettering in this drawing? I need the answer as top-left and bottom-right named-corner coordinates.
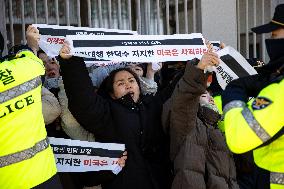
top-left (0, 95), bottom-right (34, 118)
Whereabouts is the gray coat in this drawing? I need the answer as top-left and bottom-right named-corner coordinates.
top-left (169, 64), bottom-right (239, 189)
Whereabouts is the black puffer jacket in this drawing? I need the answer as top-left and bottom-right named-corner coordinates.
top-left (59, 56), bottom-right (174, 189)
top-left (170, 64), bottom-right (239, 189)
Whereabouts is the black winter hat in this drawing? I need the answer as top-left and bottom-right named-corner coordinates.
top-left (251, 4), bottom-right (284, 34)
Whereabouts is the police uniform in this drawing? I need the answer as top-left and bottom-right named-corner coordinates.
top-left (223, 76), bottom-right (284, 189)
top-left (0, 50), bottom-right (58, 188)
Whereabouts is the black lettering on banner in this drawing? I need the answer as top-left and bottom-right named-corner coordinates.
top-left (55, 157), bottom-right (82, 166)
top-left (37, 27), bottom-right (134, 36)
top-left (106, 51), bottom-right (114, 57)
top-left (72, 38), bottom-right (204, 48)
top-left (140, 50), bottom-right (147, 57)
top-left (114, 51), bottom-right (122, 57)
top-left (51, 144), bottom-right (123, 158)
top-left (73, 158), bottom-right (81, 166)
top-left (56, 158), bottom-right (65, 165)
top-left (147, 50), bottom-right (154, 57)
top-left (65, 158), bottom-right (73, 166)
top-left (220, 54), bottom-right (249, 78)
top-left (132, 50), bottom-right (139, 57)
top-left (122, 51), bottom-right (130, 57)
top-left (216, 66), bottom-right (233, 84)
top-left (91, 51), bottom-right (96, 58)
top-left (96, 51), bottom-right (104, 59)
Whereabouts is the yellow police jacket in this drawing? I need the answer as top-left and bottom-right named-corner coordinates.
top-left (213, 95), bottom-right (224, 132)
top-left (0, 51), bottom-right (57, 189)
top-left (223, 77), bottom-right (284, 188)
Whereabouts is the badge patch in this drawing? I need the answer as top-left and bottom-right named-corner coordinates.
top-left (252, 97), bottom-right (272, 110)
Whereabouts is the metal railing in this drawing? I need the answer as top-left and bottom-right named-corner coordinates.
top-left (4, 0), bottom-right (276, 62)
top-left (5, 0), bottom-right (199, 50)
top-left (237, 0), bottom-right (272, 62)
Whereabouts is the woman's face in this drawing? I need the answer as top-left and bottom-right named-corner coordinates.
top-left (200, 91), bottom-right (215, 106)
top-left (39, 53), bottom-right (60, 78)
top-left (128, 65), bottom-right (144, 77)
top-left (112, 70), bottom-right (140, 102)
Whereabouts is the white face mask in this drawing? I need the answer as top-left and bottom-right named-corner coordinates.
top-left (199, 92), bottom-right (219, 113)
top-left (44, 77), bottom-right (59, 89)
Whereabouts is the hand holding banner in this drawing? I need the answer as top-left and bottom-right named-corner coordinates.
top-left (33, 24), bottom-right (137, 58)
top-left (214, 46), bottom-right (257, 89)
top-left (49, 137), bottom-right (125, 173)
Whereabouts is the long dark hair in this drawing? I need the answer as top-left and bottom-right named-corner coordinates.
top-left (98, 68), bottom-right (141, 98)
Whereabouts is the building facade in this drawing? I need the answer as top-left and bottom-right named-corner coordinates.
top-left (1, 0), bottom-right (284, 62)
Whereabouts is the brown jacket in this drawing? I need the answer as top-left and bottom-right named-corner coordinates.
top-left (169, 64), bottom-right (239, 189)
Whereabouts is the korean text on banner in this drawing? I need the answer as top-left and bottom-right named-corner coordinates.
top-left (49, 137), bottom-right (125, 173)
top-left (66, 33), bottom-right (207, 62)
top-left (33, 24), bottom-right (137, 58)
top-left (215, 46), bottom-right (257, 89)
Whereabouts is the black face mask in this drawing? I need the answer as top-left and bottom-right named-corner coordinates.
top-left (265, 38), bottom-right (284, 62)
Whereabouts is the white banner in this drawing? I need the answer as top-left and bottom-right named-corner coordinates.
top-left (33, 24), bottom-right (137, 58)
top-left (49, 137), bottom-right (125, 173)
top-left (66, 33), bottom-right (207, 62)
top-left (215, 46), bottom-right (257, 89)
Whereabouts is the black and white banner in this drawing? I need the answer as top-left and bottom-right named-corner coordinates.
top-left (49, 137), bottom-right (125, 173)
top-left (33, 24), bottom-right (137, 58)
top-left (66, 33), bottom-right (207, 62)
top-left (215, 46), bottom-right (257, 89)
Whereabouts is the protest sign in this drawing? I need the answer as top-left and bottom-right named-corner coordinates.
top-left (33, 24), bottom-right (137, 58)
top-left (49, 137), bottom-right (125, 173)
top-left (215, 46), bottom-right (257, 89)
top-left (66, 33), bottom-right (207, 62)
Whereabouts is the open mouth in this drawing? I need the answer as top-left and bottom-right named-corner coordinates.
top-left (128, 92), bottom-right (134, 98)
top-left (47, 71), bottom-right (56, 78)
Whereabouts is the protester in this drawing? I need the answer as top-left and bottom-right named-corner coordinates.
top-left (58, 78), bottom-right (96, 142)
top-left (127, 63), bottom-right (160, 95)
top-left (58, 61), bottom-right (160, 142)
top-left (222, 4), bottom-right (284, 189)
top-left (169, 50), bottom-right (239, 189)
top-left (41, 86), bottom-right (61, 125)
top-left (38, 50), bottom-right (61, 92)
top-left (58, 41), bottom-right (175, 189)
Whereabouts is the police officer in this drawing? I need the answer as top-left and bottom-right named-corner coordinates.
top-left (222, 4), bottom-right (284, 189)
top-left (0, 30), bottom-right (62, 188)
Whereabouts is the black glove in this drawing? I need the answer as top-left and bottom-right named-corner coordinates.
top-left (222, 74), bottom-right (270, 108)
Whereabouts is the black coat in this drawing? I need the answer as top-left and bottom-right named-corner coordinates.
top-left (222, 56), bottom-right (284, 107)
top-left (59, 56), bottom-right (174, 189)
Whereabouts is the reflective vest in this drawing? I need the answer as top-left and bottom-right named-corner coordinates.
top-left (0, 51), bottom-right (57, 189)
top-left (213, 95), bottom-right (224, 132)
top-left (223, 77), bottom-right (284, 188)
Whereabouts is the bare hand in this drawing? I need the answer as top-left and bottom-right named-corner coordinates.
top-left (197, 52), bottom-right (219, 71)
top-left (26, 25), bottom-right (40, 54)
top-left (146, 62), bottom-right (162, 80)
top-left (59, 41), bottom-right (72, 59)
top-left (220, 42), bottom-right (226, 49)
top-left (205, 40), bottom-right (214, 53)
top-left (117, 151), bottom-right (127, 168)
